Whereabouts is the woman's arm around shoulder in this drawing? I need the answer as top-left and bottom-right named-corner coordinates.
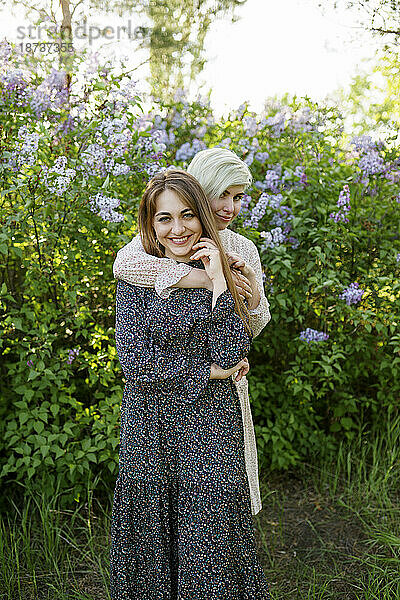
top-left (113, 234), bottom-right (212, 298)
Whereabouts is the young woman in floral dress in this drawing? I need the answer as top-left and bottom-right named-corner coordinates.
top-left (110, 169), bottom-right (271, 599)
top-left (113, 148), bottom-right (271, 518)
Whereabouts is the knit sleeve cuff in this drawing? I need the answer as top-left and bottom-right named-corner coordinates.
top-left (154, 261), bottom-right (193, 299)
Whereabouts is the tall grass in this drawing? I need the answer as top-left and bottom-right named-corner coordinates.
top-left (0, 478), bottom-right (112, 600)
top-left (1, 416), bottom-right (400, 599)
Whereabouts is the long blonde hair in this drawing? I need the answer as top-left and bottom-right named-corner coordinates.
top-left (138, 169), bottom-right (251, 334)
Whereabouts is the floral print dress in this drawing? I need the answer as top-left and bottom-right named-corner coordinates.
top-left (112, 229), bottom-right (271, 516)
top-left (110, 264), bottom-right (271, 599)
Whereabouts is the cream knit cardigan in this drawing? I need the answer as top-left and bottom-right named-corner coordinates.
top-left (113, 228), bottom-right (271, 515)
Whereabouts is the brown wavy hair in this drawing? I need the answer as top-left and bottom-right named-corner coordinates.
top-left (138, 168), bottom-right (251, 334)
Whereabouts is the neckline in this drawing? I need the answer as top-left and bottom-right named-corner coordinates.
top-left (174, 258), bottom-right (205, 269)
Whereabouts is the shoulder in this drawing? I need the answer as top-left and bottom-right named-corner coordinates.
top-left (116, 233), bottom-right (143, 255)
top-left (220, 228), bottom-right (260, 257)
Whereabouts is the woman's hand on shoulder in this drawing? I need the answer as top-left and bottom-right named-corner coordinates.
top-left (226, 251), bottom-right (256, 280)
top-left (210, 358), bottom-right (249, 382)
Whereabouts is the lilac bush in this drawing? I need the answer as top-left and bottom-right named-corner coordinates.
top-left (1, 41), bottom-right (399, 486)
top-left (151, 89), bottom-right (400, 468)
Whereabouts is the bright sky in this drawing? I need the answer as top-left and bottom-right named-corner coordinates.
top-left (1, 0), bottom-right (379, 116)
top-left (201, 0), bottom-right (377, 115)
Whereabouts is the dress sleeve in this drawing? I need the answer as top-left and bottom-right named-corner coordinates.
top-left (113, 234), bottom-right (193, 299)
top-left (115, 281), bottom-right (211, 402)
top-left (241, 239), bottom-right (271, 338)
top-left (208, 289), bottom-right (252, 370)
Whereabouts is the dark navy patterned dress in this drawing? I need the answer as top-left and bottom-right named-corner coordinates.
top-left (110, 262), bottom-right (271, 599)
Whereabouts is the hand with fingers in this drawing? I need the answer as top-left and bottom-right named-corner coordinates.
top-left (226, 251), bottom-right (256, 281)
top-left (190, 237), bottom-right (225, 282)
top-left (210, 358), bottom-right (250, 382)
top-left (191, 238), bottom-right (253, 301)
top-left (231, 269), bottom-right (252, 302)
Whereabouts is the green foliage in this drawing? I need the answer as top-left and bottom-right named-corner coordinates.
top-left (153, 94), bottom-right (400, 469)
top-left (1, 44), bottom-right (399, 500)
top-left (0, 48), bottom-right (166, 503)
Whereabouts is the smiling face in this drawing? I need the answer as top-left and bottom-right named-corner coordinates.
top-left (210, 184), bottom-right (246, 230)
top-left (153, 189), bottom-right (203, 262)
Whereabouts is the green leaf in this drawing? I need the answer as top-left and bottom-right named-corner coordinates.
top-left (33, 421), bottom-right (44, 434)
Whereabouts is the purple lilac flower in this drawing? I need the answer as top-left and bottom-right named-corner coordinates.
top-left (43, 156), bottom-right (76, 196)
top-left (397, 253), bottom-right (400, 263)
top-left (67, 348), bottom-right (80, 364)
top-left (351, 135), bottom-right (385, 177)
top-left (241, 194), bottom-right (251, 210)
top-left (0, 40), bottom-right (12, 63)
top-left (196, 125), bottom-right (207, 139)
top-left (238, 193), bottom-right (251, 221)
top-left (329, 184), bottom-right (351, 224)
top-left (243, 116), bottom-right (258, 137)
top-left (351, 135), bottom-right (376, 153)
top-left (6, 125), bottom-right (40, 170)
top-left (98, 117), bottom-right (132, 157)
top-left (255, 151), bottom-right (269, 164)
top-left (89, 193), bottom-right (124, 223)
top-left (217, 138), bottom-right (231, 149)
top-left (260, 227), bottom-right (285, 249)
top-left (195, 94), bottom-right (210, 108)
top-left (173, 88), bottom-right (186, 102)
top-left (265, 111), bottom-right (286, 137)
top-left (254, 181), bottom-right (266, 191)
top-left (47, 68), bottom-right (67, 91)
top-left (243, 152), bottom-right (254, 166)
top-left (111, 162), bottom-right (131, 176)
top-left (26, 360), bottom-right (34, 368)
top-left (29, 69), bottom-right (68, 117)
top-left (238, 138), bottom-right (250, 150)
top-left (243, 192), bottom-right (270, 227)
top-left (56, 114), bottom-right (76, 136)
top-left (269, 205), bottom-right (294, 232)
top-left (175, 138), bottom-right (206, 162)
top-left (153, 115), bottom-right (164, 128)
top-left (138, 130), bottom-right (167, 156)
top-left (299, 328), bottom-right (329, 343)
top-left (290, 107), bottom-right (314, 133)
top-left (339, 282), bottom-right (364, 306)
top-left (142, 162), bottom-right (163, 177)
top-left (300, 172), bottom-right (308, 187)
top-left (264, 169), bottom-right (281, 192)
top-left (358, 151), bottom-right (384, 176)
top-left (287, 236), bottom-right (300, 249)
top-left (107, 77), bottom-right (137, 112)
top-left (171, 111), bottom-right (185, 128)
top-left (235, 104), bottom-right (247, 119)
top-left (2, 68), bottom-right (29, 91)
top-left (81, 143), bottom-right (107, 177)
top-left (282, 165), bottom-right (307, 189)
top-left (156, 129), bottom-right (175, 147)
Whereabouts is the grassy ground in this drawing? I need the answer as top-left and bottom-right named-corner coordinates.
top-left (1, 423), bottom-right (399, 600)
